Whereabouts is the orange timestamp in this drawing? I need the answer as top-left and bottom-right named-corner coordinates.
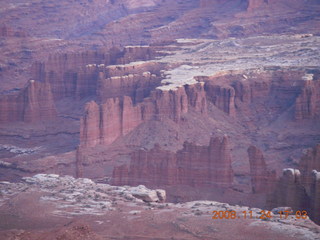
top-left (212, 210), bottom-right (308, 220)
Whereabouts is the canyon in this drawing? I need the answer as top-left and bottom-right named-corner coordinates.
top-left (0, 0), bottom-right (320, 239)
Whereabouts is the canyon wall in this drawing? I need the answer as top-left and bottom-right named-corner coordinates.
top-left (205, 83), bottom-right (236, 116)
top-left (310, 170), bottom-right (320, 224)
top-left (80, 83), bottom-right (207, 147)
top-left (299, 144), bottom-right (320, 187)
top-left (97, 61), bottom-right (164, 103)
top-left (0, 80), bottom-right (57, 123)
top-left (269, 168), bottom-right (309, 212)
top-left (202, 70), bottom-right (316, 121)
top-left (98, 72), bottom-right (160, 103)
top-left (269, 144), bottom-right (320, 224)
top-left (31, 51), bottom-right (116, 99)
top-left (247, 146), bottom-right (276, 193)
top-left (31, 46), bottom-right (158, 100)
top-left (112, 136), bottom-right (233, 188)
top-left (80, 97), bottom-right (146, 147)
top-left (294, 80), bottom-right (320, 120)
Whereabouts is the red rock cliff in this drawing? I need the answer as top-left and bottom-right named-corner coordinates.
top-left (299, 144), bottom-right (320, 186)
top-left (294, 80), bottom-right (320, 120)
top-left (205, 83), bottom-right (235, 116)
top-left (310, 170), bottom-right (320, 224)
top-left (80, 96), bottom-right (145, 147)
top-left (31, 47), bottom-right (158, 100)
top-left (80, 83), bottom-right (207, 147)
top-left (97, 71), bottom-right (161, 103)
top-left (247, 146), bottom-right (276, 193)
top-left (269, 168), bottom-right (309, 211)
top-left (112, 136), bottom-right (233, 188)
top-left (268, 143), bottom-right (320, 224)
top-left (0, 80), bottom-right (57, 123)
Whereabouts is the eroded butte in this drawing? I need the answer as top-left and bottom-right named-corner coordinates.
top-left (1, 0), bottom-right (320, 239)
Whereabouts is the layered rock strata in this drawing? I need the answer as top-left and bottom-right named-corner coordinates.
top-left (294, 79), bottom-right (320, 120)
top-left (97, 69), bottom-right (162, 103)
top-left (0, 80), bottom-right (57, 123)
top-left (112, 136), bottom-right (233, 188)
top-left (269, 168), bottom-right (309, 212)
top-left (310, 170), bottom-right (320, 224)
top-left (31, 46), bottom-right (158, 99)
top-left (247, 146), bottom-right (276, 193)
top-left (80, 83), bottom-right (207, 147)
top-left (299, 144), bottom-right (320, 187)
top-left (269, 143), bottom-right (320, 224)
top-left (205, 83), bottom-right (236, 116)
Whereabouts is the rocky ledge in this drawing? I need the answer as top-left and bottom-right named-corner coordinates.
top-left (0, 174), bottom-right (319, 240)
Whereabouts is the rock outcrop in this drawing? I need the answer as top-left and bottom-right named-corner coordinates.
top-left (80, 83), bottom-right (207, 147)
top-left (130, 185), bottom-right (166, 202)
top-left (0, 80), bottom-right (57, 123)
top-left (80, 101), bottom-right (101, 147)
top-left (247, 146), bottom-right (276, 193)
top-left (294, 80), bottom-right (320, 120)
top-left (115, 46), bottom-right (156, 65)
top-left (205, 83), bottom-right (236, 116)
top-left (271, 144), bottom-right (320, 223)
top-left (310, 170), bottom-right (320, 224)
top-left (31, 46), bottom-right (158, 100)
top-left (112, 136), bottom-right (233, 188)
top-left (269, 168), bottom-right (309, 211)
top-left (269, 152), bottom-right (320, 224)
top-left (97, 71), bottom-right (161, 103)
top-left (80, 96), bottom-right (143, 147)
top-left (299, 144), bottom-right (320, 187)
top-left (2, 174), bottom-right (320, 240)
top-left (31, 50), bottom-right (119, 99)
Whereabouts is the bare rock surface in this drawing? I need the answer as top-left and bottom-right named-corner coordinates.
top-left (0, 174), bottom-right (319, 240)
top-left (0, 1), bottom-right (320, 238)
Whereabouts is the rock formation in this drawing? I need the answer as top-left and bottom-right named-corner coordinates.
top-left (310, 170), bottom-right (320, 224)
top-left (269, 144), bottom-right (320, 224)
top-left (269, 168), bottom-right (309, 211)
top-left (31, 50), bottom-right (118, 99)
top-left (2, 174), bottom-right (319, 240)
top-left (80, 96), bottom-right (143, 147)
top-left (30, 46), bottom-right (158, 100)
top-left (205, 83), bottom-right (236, 116)
top-left (299, 144), bottom-right (320, 187)
top-left (80, 101), bottom-right (101, 147)
top-left (97, 71), bottom-right (161, 103)
top-left (294, 80), bottom-right (320, 120)
top-left (0, 80), bottom-right (57, 123)
top-left (80, 83), bottom-right (207, 147)
top-left (112, 136), bottom-right (233, 188)
top-left (247, 146), bottom-right (276, 193)
top-left (130, 185), bottom-right (166, 203)
top-left (115, 46), bottom-right (156, 65)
